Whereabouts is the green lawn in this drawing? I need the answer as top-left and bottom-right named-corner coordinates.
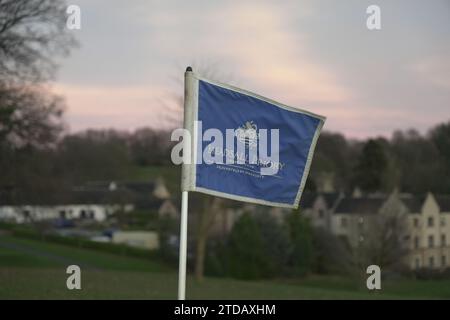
top-left (0, 234), bottom-right (169, 272)
top-left (1, 233), bottom-right (449, 299)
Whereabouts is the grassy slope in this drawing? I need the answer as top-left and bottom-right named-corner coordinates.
top-left (0, 235), bottom-right (169, 273)
top-left (1, 234), bottom-right (450, 299)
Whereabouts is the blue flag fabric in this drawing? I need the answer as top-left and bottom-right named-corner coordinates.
top-left (183, 73), bottom-right (325, 208)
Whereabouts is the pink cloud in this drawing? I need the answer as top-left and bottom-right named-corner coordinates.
top-left (52, 83), bottom-right (182, 132)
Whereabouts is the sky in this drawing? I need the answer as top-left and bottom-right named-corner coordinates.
top-left (53, 0), bottom-right (450, 139)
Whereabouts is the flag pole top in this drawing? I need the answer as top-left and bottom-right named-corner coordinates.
top-left (186, 66), bottom-right (193, 72)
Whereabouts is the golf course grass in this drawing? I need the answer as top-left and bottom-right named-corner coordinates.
top-left (1, 233), bottom-right (449, 299)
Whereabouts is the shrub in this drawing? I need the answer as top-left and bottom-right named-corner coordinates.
top-left (285, 211), bottom-right (313, 276)
top-left (222, 213), bottom-right (270, 279)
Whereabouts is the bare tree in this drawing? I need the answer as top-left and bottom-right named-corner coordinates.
top-left (0, 0), bottom-right (76, 149)
top-left (166, 61), bottom-right (235, 129)
top-left (356, 199), bottom-right (410, 272)
top-left (0, 83), bottom-right (64, 149)
top-left (194, 196), bottom-right (223, 281)
top-left (0, 0), bottom-right (76, 84)
top-left (0, 0), bottom-right (76, 211)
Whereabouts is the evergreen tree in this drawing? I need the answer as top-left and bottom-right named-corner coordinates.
top-left (225, 213), bottom-right (269, 279)
top-left (285, 211), bottom-right (313, 276)
top-left (353, 139), bottom-right (388, 192)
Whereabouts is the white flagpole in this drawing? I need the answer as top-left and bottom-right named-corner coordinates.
top-left (178, 66), bottom-right (194, 300)
top-left (177, 190), bottom-right (188, 300)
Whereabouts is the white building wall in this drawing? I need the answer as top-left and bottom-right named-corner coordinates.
top-left (0, 203), bottom-right (132, 223)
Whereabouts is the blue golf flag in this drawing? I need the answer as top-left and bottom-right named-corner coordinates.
top-left (181, 71), bottom-right (325, 208)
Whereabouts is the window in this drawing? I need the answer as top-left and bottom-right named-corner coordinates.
top-left (415, 258), bottom-right (420, 269)
top-left (441, 234), bottom-right (446, 247)
top-left (428, 217), bottom-right (434, 227)
top-left (442, 255), bottom-right (447, 268)
top-left (414, 237), bottom-right (420, 249)
top-left (413, 218), bottom-right (419, 228)
top-left (429, 256), bottom-right (435, 268)
top-left (441, 217), bottom-right (446, 227)
top-left (428, 235), bottom-right (434, 248)
top-left (341, 217), bottom-right (347, 228)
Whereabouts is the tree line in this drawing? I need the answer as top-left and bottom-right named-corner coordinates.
top-left (309, 124), bottom-right (450, 195)
top-left (2, 121), bottom-right (450, 203)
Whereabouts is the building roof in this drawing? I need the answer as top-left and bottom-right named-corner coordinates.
top-left (71, 189), bottom-right (134, 205)
top-left (399, 195), bottom-right (426, 213)
top-left (299, 193), bottom-right (316, 209)
top-left (321, 192), bottom-right (341, 208)
top-left (298, 192), bottom-right (341, 210)
top-left (77, 181), bottom-right (156, 193)
top-left (123, 182), bottom-right (156, 194)
top-left (0, 180), bottom-right (163, 207)
top-left (134, 197), bottom-right (166, 210)
top-left (435, 195), bottom-right (450, 212)
top-left (334, 197), bottom-right (385, 214)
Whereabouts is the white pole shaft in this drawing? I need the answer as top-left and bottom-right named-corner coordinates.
top-left (178, 67), bottom-right (194, 300)
top-left (177, 190), bottom-right (189, 300)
